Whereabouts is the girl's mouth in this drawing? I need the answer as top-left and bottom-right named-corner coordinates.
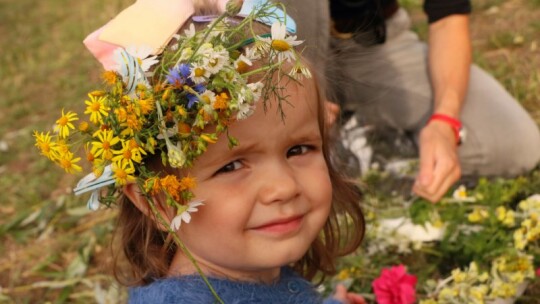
top-left (251, 215), bottom-right (304, 235)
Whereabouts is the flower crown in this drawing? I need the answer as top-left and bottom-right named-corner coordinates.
top-left (34, 0), bottom-right (310, 229)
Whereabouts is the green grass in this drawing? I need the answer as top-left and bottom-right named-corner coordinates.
top-left (1, 0), bottom-right (539, 302)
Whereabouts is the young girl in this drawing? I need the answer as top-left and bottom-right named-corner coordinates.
top-left (35, 0), bottom-right (365, 302)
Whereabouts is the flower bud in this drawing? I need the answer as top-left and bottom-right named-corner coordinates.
top-left (225, 0), bottom-right (243, 15)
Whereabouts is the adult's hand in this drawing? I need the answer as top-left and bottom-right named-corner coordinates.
top-left (332, 284), bottom-right (366, 304)
top-left (413, 120), bottom-right (461, 202)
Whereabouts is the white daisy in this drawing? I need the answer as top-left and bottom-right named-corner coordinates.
top-left (190, 62), bottom-right (211, 84)
top-left (260, 22), bottom-right (303, 62)
top-left (199, 90), bottom-right (217, 105)
top-left (237, 103), bottom-right (255, 120)
top-left (170, 200), bottom-right (205, 231)
top-left (244, 46), bottom-right (261, 61)
top-left (247, 82), bottom-right (264, 103)
top-left (288, 62), bottom-right (312, 80)
top-left (184, 23), bottom-right (196, 38)
top-left (234, 54), bottom-right (253, 73)
top-left (124, 45), bottom-right (159, 72)
top-left (203, 46), bottom-right (229, 74)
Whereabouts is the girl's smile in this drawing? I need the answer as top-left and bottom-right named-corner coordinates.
top-left (249, 214), bottom-right (305, 236)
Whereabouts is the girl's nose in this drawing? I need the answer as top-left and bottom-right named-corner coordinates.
top-left (257, 162), bottom-right (300, 205)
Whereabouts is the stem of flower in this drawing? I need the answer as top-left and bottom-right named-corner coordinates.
top-left (240, 62), bottom-right (280, 77)
top-left (143, 190), bottom-right (224, 304)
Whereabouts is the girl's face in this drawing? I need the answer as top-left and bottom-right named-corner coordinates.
top-left (171, 78), bottom-right (332, 282)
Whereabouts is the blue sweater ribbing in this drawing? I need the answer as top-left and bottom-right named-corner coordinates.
top-left (129, 267), bottom-right (341, 304)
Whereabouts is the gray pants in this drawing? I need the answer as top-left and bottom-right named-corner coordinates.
top-left (283, 2), bottom-right (540, 176)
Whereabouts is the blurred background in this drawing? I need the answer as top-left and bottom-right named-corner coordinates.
top-left (0, 0), bottom-right (539, 302)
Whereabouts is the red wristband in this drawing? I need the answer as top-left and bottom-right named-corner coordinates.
top-left (427, 113), bottom-right (462, 144)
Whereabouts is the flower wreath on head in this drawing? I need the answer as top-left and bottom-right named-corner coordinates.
top-left (34, 0), bottom-right (310, 233)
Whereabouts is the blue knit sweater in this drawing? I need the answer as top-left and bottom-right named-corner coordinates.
top-left (129, 267), bottom-right (341, 304)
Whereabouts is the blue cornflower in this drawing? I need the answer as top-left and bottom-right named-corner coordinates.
top-left (186, 84), bottom-right (206, 109)
top-left (166, 64), bottom-right (192, 88)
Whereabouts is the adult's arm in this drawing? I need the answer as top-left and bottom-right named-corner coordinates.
top-left (413, 12), bottom-right (472, 202)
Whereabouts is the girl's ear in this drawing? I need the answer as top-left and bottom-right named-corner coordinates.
top-left (325, 101), bottom-right (340, 127)
top-left (123, 183), bottom-right (176, 231)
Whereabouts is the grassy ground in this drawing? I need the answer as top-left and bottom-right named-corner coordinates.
top-left (0, 0), bottom-right (539, 302)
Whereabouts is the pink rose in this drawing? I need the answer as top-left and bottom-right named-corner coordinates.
top-left (536, 267), bottom-right (540, 277)
top-left (372, 265), bottom-right (417, 304)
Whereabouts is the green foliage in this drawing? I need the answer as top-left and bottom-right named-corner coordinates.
top-left (327, 169), bottom-right (540, 302)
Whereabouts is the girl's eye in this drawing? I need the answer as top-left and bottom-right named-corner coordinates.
top-left (215, 160), bottom-right (243, 175)
top-left (287, 145), bottom-right (313, 157)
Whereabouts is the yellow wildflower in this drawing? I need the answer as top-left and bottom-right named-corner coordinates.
top-left (200, 133), bottom-right (217, 144)
top-left (54, 109), bottom-right (78, 138)
top-left (160, 175), bottom-right (182, 201)
top-left (112, 161), bottom-right (135, 186)
top-left (34, 131), bottom-right (57, 160)
top-left (55, 140), bottom-right (71, 156)
top-left (451, 268), bottom-right (467, 283)
top-left (177, 105), bottom-right (187, 118)
top-left (79, 121), bottom-right (90, 133)
top-left (138, 98), bottom-right (155, 115)
top-left (115, 107), bottom-right (128, 122)
top-left (92, 158), bottom-right (106, 177)
top-left (179, 176), bottom-right (197, 191)
top-left (84, 94), bottom-right (109, 124)
top-left (145, 176), bottom-right (162, 195)
top-left (102, 70), bottom-right (119, 85)
top-left (213, 92), bottom-right (229, 110)
top-left (128, 138), bottom-right (147, 156)
top-left (336, 269), bottom-right (350, 281)
top-left (470, 285), bottom-right (488, 301)
top-left (58, 152), bottom-right (82, 173)
top-left (112, 140), bottom-right (143, 168)
top-left (468, 207), bottom-right (488, 223)
top-left (91, 129), bottom-right (120, 160)
top-left (178, 123), bottom-right (191, 135)
top-left (514, 228), bottom-right (527, 250)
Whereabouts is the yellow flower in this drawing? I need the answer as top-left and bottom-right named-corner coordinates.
top-left (128, 138), bottom-right (147, 156)
top-left (79, 121), bottom-right (90, 133)
top-left (54, 109), bottom-right (78, 138)
top-left (112, 140), bottom-right (143, 168)
top-left (120, 114), bottom-right (143, 137)
top-left (177, 105), bottom-right (187, 118)
top-left (468, 207), bottom-right (488, 223)
top-left (160, 175), bottom-right (182, 201)
top-left (57, 152), bottom-right (82, 173)
top-left (92, 158), bottom-right (106, 177)
top-left (138, 98), bottom-right (155, 115)
top-left (179, 176), bottom-right (197, 191)
top-left (451, 268), bottom-right (467, 283)
top-left (336, 269), bottom-right (350, 280)
top-left (84, 94), bottom-right (109, 124)
top-left (112, 161), bottom-right (135, 186)
top-left (91, 129), bottom-right (120, 160)
top-left (102, 70), bottom-right (119, 85)
top-left (200, 133), bottom-right (218, 144)
top-left (514, 228), bottom-right (527, 250)
top-left (213, 92), bottom-right (229, 110)
top-left (145, 176), bottom-right (162, 195)
top-left (34, 131), bottom-right (57, 160)
top-left (470, 285), bottom-right (488, 300)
